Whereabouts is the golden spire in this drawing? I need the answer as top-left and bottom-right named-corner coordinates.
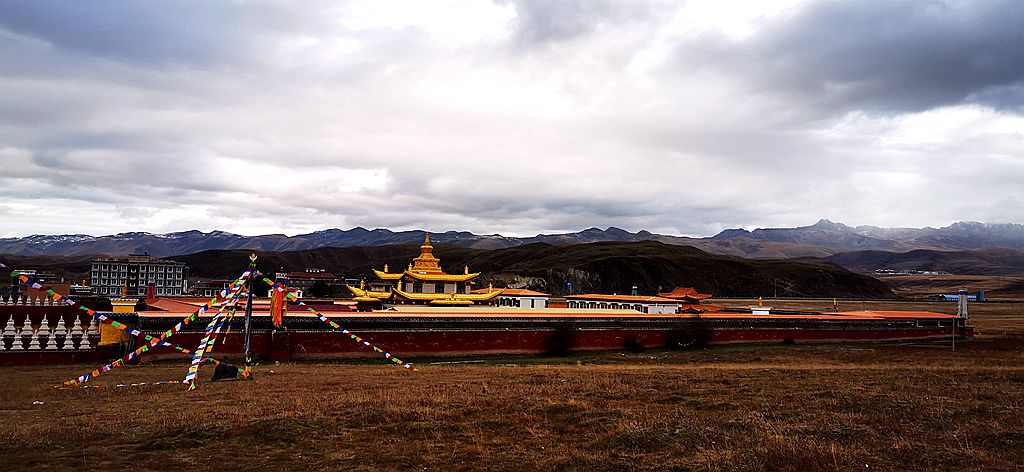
top-left (411, 231), bottom-right (441, 273)
top-left (359, 279), bottom-right (365, 290)
top-left (465, 265), bottom-right (469, 275)
top-left (488, 283), bottom-right (493, 293)
top-left (758, 296), bottom-right (763, 307)
top-left (384, 264), bottom-right (389, 273)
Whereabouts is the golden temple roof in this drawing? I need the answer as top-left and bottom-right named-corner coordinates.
top-left (347, 233), bottom-right (498, 305)
top-left (346, 285), bottom-right (393, 300)
top-left (370, 233), bottom-right (481, 282)
top-left (372, 269), bottom-right (405, 281)
top-left (392, 287), bottom-right (503, 303)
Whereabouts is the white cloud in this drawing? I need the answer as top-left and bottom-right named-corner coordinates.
top-left (0, 0), bottom-right (1021, 239)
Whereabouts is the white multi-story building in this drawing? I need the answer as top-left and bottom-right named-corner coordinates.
top-left (90, 254), bottom-right (187, 297)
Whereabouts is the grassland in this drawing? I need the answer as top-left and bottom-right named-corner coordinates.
top-left (876, 274), bottom-right (1024, 300)
top-left (713, 298), bottom-right (1024, 335)
top-left (1, 301), bottom-right (1022, 472)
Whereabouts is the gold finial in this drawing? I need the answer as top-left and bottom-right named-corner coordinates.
top-left (465, 265), bottom-right (469, 275)
top-left (360, 279), bottom-right (365, 290)
top-left (250, 253), bottom-right (258, 262)
top-left (488, 283), bottom-right (493, 293)
top-left (408, 263), bottom-right (412, 271)
top-left (424, 232), bottom-right (430, 245)
top-left (384, 264), bottom-right (389, 272)
top-left (757, 296), bottom-right (763, 307)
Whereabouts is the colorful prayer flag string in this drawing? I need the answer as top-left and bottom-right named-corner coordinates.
top-left (200, 303), bottom-right (239, 366)
top-left (258, 275), bottom-right (415, 371)
top-left (184, 296), bottom-right (242, 384)
top-left (70, 380), bottom-right (186, 389)
top-left (11, 270), bottom-right (234, 369)
top-left (60, 269), bottom-right (253, 385)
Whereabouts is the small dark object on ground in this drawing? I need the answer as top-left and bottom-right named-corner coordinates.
top-left (211, 363), bottom-right (239, 381)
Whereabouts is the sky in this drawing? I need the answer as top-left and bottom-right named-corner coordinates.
top-left (0, 0), bottom-right (1022, 238)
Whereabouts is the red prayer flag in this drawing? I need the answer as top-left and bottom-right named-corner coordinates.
top-left (271, 288), bottom-right (285, 327)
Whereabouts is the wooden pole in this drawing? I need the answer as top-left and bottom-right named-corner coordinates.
top-left (243, 254), bottom-right (256, 378)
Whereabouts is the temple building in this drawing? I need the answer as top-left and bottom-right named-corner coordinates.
top-left (346, 234), bottom-right (503, 306)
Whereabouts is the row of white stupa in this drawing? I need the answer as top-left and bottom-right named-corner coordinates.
top-left (1, 316), bottom-right (99, 351)
top-left (0, 295), bottom-right (68, 306)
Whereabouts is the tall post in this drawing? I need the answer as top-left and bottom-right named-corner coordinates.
top-left (954, 288), bottom-right (968, 352)
top-left (243, 253), bottom-right (257, 378)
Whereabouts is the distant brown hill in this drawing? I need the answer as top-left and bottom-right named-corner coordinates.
top-left (825, 248), bottom-right (1024, 276)
top-left (166, 241), bottom-right (894, 298)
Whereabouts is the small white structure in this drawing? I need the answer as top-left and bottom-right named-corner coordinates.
top-left (751, 297), bottom-right (772, 315)
top-left (2, 317), bottom-right (15, 350)
top-left (956, 289), bottom-right (969, 319)
top-left (2, 316), bottom-right (15, 337)
top-left (26, 326), bottom-right (41, 350)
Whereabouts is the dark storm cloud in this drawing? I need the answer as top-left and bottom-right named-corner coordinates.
top-left (505, 0), bottom-right (608, 45)
top-left (504, 0), bottom-right (656, 47)
top-left (0, 0), bottom-right (308, 67)
top-left (673, 0), bottom-right (1024, 113)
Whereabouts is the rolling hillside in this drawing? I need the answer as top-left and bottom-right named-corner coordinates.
top-left (167, 241), bottom-right (894, 298)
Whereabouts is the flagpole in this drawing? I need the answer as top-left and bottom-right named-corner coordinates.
top-left (243, 254), bottom-right (257, 378)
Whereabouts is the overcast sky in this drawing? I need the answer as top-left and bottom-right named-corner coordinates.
top-left (1, 0), bottom-right (1022, 238)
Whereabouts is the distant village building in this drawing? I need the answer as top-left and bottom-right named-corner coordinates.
top-left (472, 288), bottom-right (550, 308)
top-left (5, 270), bottom-right (70, 301)
top-left (274, 269), bottom-right (347, 296)
top-left (566, 294), bottom-right (681, 314)
top-left (347, 234), bottom-right (502, 305)
top-left (657, 287), bottom-right (714, 313)
top-left (189, 279), bottom-right (233, 298)
top-left (90, 254), bottom-right (187, 297)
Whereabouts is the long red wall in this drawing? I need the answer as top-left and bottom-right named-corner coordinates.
top-left (1, 305), bottom-right (974, 365)
top-left (130, 326), bottom-right (972, 362)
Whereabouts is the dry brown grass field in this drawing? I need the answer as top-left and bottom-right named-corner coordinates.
top-left (713, 298), bottom-right (1024, 335)
top-left (875, 274), bottom-right (1024, 300)
top-left (1, 301), bottom-right (1023, 472)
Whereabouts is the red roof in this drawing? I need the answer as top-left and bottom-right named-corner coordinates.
top-left (471, 288), bottom-right (551, 297)
top-left (566, 294), bottom-right (680, 303)
top-left (678, 304), bottom-right (723, 313)
top-left (284, 272), bottom-right (338, 279)
top-left (658, 287), bottom-right (713, 300)
top-left (145, 298), bottom-right (204, 312)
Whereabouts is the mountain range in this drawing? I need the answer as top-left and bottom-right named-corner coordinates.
top-left (166, 241), bottom-right (895, 298)
top-left (3, 220), bottom-right (1024, 259)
